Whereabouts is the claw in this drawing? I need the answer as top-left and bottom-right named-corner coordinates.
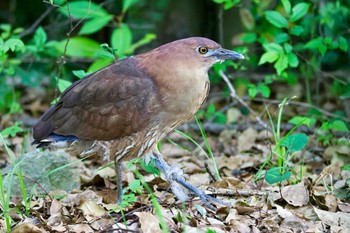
top-left (153, 153), bottom-right (232, 211)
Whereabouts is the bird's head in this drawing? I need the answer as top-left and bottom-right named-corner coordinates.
top-left (147, 37), bottom-right (244, 70)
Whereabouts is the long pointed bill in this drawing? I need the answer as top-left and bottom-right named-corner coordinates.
top-left (212, 48), bottom-right (245, 61)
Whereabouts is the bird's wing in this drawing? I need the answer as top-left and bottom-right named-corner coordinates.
top-left (33, 57), bottom-right (160, 141)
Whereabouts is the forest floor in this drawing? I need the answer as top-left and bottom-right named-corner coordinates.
top-left (1, 85), bottom-right (350, 233)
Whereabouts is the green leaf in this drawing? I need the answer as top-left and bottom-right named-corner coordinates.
top-left (283, 43), bottom-right (292, 53)
top-left (342, 165), bottom-right (350, 172)
top-left (55, 37), bottom-right (100, 58)
top-left (289, 116), bottom-right (316, 127)
top-left (274, 54), bottom-right (288, 75)
top-left (275, 33), bottom-right (289, 43)
top-left (111, 24), bottom-right (132, 57)
top-left (122, 0), bottom-right (138, 12)
top-left (290, 25), bottom-right (304, 36)
top-left (338, 36), bottom-right (348, 52)
top-left (248, 84), bottom-right (258, 98)
top-left (287, 52), bottom-right (299, 67)
top-left (58, 79), bottom-right (72, 93)
top-left (129, 179), bottom-right (142, 192)
top-left (79, 15), bottom-right (113, 35)
top-left (88, 58), bottom-right (114, 73)
top-left (34, 26), bottom-right (47, 47)
top-left (281, 133), bottom-right (308, 152)
top-left (303, 37), bottom-right (327, 56)
top-left (281, 0), bottom-right (291, 14)
top-left (1, 122), bottom-right (23, 138)
top-left (128, 33), bottom-right (156, 54)
top-left (265, 167), bottom-right (292, 184)
top-left (213, 112), bottom-right (227, 124)
top-left (290, 3), bottom-right (310, 22)
top-left (59, 1), bottom-right (109, 19)
top-left (264, 11), bottom-right (289, 28)
top-left (257, 83), bottom-right (270, 97)
top-left (263, 43), bottom-right (284, 53)
top-left (241, 33), bottom-right (257, 44)
top-left (329, 120), bottom-right (349, 132)
top-left (4, 39), bottom-right (24, 52)
top-left (72, 70), bottom-right (90, 79)
top-left (258, 51), bottom-right (279, 65)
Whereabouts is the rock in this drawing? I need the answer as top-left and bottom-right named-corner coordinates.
top-left (3, 150), bottom-right (80, 197)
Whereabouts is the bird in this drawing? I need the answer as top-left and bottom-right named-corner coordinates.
top-left (32, 37), bottom-right (244, 210)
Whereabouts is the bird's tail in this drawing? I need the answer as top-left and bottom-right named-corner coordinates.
top-left (31, 133), bottom-right (79, 148)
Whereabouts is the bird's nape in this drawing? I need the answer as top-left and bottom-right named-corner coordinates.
top-left (32, 37), bottom-right (244, 210)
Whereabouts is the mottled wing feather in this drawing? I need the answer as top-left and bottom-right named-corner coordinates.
top-left (33, 57), bottom-right (159, 141)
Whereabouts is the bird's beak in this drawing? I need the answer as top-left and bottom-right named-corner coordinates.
top-left (211, 48), bottom-right (245, 61)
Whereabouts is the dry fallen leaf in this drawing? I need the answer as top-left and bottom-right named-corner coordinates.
top-left (134, 212), bottom-right (162, 233)
top-left (237, 128), bottom-right (257, 152)
top-left (10, 222), bottom-right (42, 233)
top-left (314, 207), bottom-right (350, 229)
top-left (281, 181), bottom-right (309, 206)
top-left (79, 200), bottom-right (106, 222)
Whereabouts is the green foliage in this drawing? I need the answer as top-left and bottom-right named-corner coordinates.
top-left (256, 98), bottom-right (310, 184)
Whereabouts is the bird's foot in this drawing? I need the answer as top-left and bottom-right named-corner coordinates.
top-left (153, 153), bottom-right (233, 211)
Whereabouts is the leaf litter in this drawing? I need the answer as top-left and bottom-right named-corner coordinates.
top-left (1, 104), bottom-right (349, 232)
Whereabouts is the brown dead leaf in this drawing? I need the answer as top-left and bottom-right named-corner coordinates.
top-left (50, 199), bottom-right (63, 216)
top-left (338, 202), bottom-right (350, 213)
top-left (212, 177), bottom-right (245, 189)
top-left (237, 128), bottom-right (257, 152)
top-left (50, 222), bottom-right (66, 232)
top-left (324, 194), bottom-right (338, 212)
top-left (79, 200), bottom-right (106, 222)
top-left (10, 222), bottom-right (42, 233)
top-left (314, 207), bottom-right (350, 228)
top-left (281, 181), bottom-right (309, 206)
top-left (134, 212), bottom-right (162, 233)
top-left (67, 224), bottom-right (94, 233)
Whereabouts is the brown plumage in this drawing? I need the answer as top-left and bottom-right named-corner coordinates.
top-left (33, 37), bottom-right (244, 210)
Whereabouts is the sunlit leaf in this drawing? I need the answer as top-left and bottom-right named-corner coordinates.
top-left (290, 3), bottom-right (310, 22)
top-left (264, 11), bottom-right (289, 28)
top-left (274, 54), bottom-right (288, 75)
top-left (111, 24), bottom-right (132, 57)
top-left (258, 51), bottom-right (279, 65)
top-left (281, 0), bottom-right (291, 14)
top-left (79, 15), bottom-right (113, 35)
top-left (55, 37), bottom-right (100, 58)
top-left (289, 116), bottom-right (316, 127)
top-left (287, 52), bottom-right (299, 67)
top-left (59, 1), bottom-right (109, 19)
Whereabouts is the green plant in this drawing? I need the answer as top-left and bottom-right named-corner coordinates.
top-left (0, 124), bottom-right (28, 232)
top-left (255, 98), bottom-right (309, 184)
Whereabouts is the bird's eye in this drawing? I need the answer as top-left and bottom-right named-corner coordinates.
top-left (198, 46), bottom-right (209, 54)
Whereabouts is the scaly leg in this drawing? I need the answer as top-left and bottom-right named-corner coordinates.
top-left (114, 160), bottom-right (123, 204)
top-left (153, 153), bottom-right (233, 210)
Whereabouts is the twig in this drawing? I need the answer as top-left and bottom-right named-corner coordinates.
top-left (20, 6), bottom-right (56, 37)
top-left (219, 70), bottom-right (269, 130)
top-left (179, 122), bottom-right (350, 137)
top-left (244, 96), bottom-right (350, 123)
top-left (206, 188), bottom-right (269, 197)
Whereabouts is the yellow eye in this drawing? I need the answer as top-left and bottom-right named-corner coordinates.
top-left (198, 46), bottom-right (208, 54)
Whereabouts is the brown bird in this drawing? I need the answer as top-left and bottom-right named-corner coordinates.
top-left (32, 37), bottom-right (244, 210)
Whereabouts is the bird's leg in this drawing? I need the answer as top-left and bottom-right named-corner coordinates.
top-left (114, 160), bottom-right (123, 204)
top-left (153, 153), bottom-right (233, 210)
